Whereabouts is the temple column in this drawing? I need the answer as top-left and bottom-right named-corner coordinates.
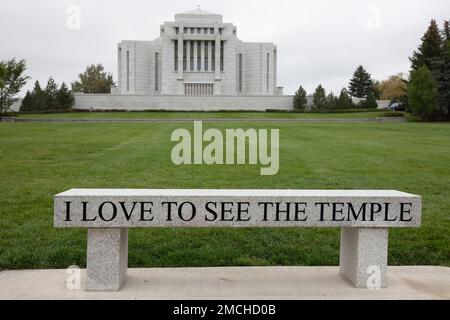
top-left (200, 41), bottom-right (205, 72)
top-left (215, 36), bottom-right (221, 79)
top-left (186, 40), bottom-right (191, 71)
top-left (193, 40), bottom-right (198, 72)
top-left (214, 30), bottom-right (222, 95)
top-left (208, 41), bottom-right (212, 72)
top-left (177, 32), bottom-right (183, 79)
top-left (176, 24), bottom-right (184, 94)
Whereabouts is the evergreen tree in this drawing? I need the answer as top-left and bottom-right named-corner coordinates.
top-left (293, 86), bottom-right (307, 111)
top-left (57, 82), bottom-right (74, 110)
top-left (20, 90), bottom-right (32, 112)
top-left (312, 85), bottom-right (326, 110)
top-left (29, 81), bottom-right (47, 112)
top-left (407, 66), bottom-right (439, 121)
top-left (429, 20), bottom-right (450, 120)
top-left (348, 65), bottom-right (374, 98)
top-left (45, 77), bottom-right (58, 110)
top-left (410, 20), bottom-right (444, 71)
top-left (324, 92), bottom-right (339, 110)
top-left (408, 19), bottom-right (450, 120)
top-left (20, 79), bottom-right (75, 112)
top-left (364, 92), bottom-right (378, 109)
top-left (444, 20), bottom-right (450, 41)
top-left (338, 88), bottom-right (354, 109)
top-left (430, 52), bottom-right (450, 120)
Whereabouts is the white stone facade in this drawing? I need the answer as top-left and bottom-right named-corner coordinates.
top-left (73, 94), bottom-right (294, 111)
top-left (117, 8), bottom-right (280, 96)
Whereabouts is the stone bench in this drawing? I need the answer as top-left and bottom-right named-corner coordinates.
top-left (54, 189), bottom-right (421, 291)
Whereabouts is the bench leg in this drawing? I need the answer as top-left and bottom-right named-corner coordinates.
top-left (339, 228), bottom-right (388, 289)
top-left (86, 228), bottom-right (128, 291)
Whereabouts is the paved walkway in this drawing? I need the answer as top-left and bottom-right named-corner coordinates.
top-left (13, 117), bottom-right (406, 123)
top-left (0, 266), bottom-right (448, 300)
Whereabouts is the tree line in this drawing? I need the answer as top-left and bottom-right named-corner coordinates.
top-left (20, 64), bottom-right (114, 113)
top-left (293, 19), bottom-right (450, 121)
top-left (20, 78), bottom-right (74, 113)
top-left (293, 65), bottom-right (378, 111)
top-left (0, 62), bottom-right (114, 118)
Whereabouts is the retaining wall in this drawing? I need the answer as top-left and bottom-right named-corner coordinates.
top-left (74, 94), bottom-right (295, 111)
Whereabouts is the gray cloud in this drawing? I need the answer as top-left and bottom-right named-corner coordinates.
top-left (1, 0), bottom-right (449, 96)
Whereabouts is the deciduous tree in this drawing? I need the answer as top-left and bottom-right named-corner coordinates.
top-left (376, 74), bottom-right (408, 101)
top-left (0, 59), bottom-right (29, 120)
top-left (71, 64), bottom-right (115, 94)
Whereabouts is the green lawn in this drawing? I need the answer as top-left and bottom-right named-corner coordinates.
top-left (17, 111), bottom-right (388, 119)
top-left (0, 121), bottom-right (449, 270)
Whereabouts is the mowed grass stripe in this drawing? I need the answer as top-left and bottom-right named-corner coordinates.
top-left (17, 111), bottom-right (388, 119)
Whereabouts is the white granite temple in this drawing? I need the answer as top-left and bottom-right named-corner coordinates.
top-left (116, 8), bottom-right (281, 96)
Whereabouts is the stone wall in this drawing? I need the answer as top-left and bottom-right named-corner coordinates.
top-left (73, 94), bottom-right (295, 111)
top-left (73, 94), bottom-right (391, 112)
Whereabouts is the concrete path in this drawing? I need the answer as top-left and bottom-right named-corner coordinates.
top-left (12, 117), bottom-right (406, 123)
top-left (0, 266), bottom-right (448, 300)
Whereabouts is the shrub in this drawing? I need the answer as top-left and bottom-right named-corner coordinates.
top-left (358, 92), bottom-right (378, 109)
top-left (407, 66), bottom-right (439, 121)
top-left (382, 111), bottom-right (405, 118)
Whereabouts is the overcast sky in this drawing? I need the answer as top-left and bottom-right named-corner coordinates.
top-left (1, 0), bottom-right (449, 96)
